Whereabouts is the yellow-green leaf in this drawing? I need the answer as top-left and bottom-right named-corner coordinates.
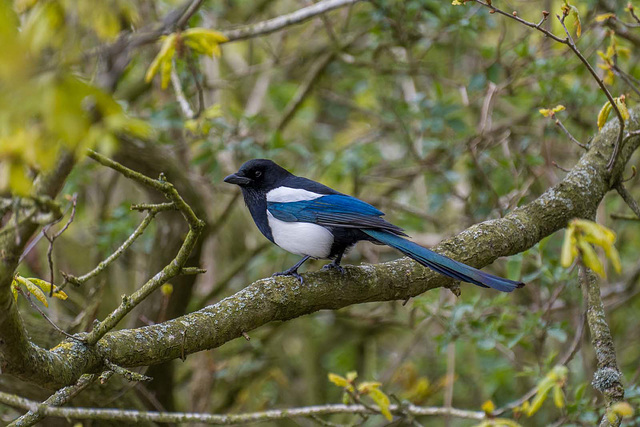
top-left (573, 219), bottom-right (615, 246)
top-left (539, 108), bottom-right (552, 117)
top-left (578, 239), bottom-right (605, 277)
top-left (15, 276), bottom-right (48, 307)
top-left (161, 283), bottom-right (173, 296)
top-left (610, 401), bottom-right (634, 417)
top-left (597, 101), bottom-right (613, 130)
top-left (553, 384), bottom-right (565, 408)
top-left (527, 387), bottom-right (550, 416)
top-left (560, 225), bottom-right (577, 268)
top-left (328, 373), bottom-right (352, 390)
top-left (482, 400), bottom-right (496, 414)
top-left (11, 280), bottom-right (19, 302)
top-left (595, 13), bottom-right (616, 22)
top-left (346, 371), bottom-right (358, 382)
top-left (8, 160), bottom-right (32, 196)
top-left (145, 34), bottom-right (177, 84)
top-left (368, 387), bottom-right (392, 421)
top-left (614, 95), bottom-right (630, 122)
top-left (358, 381), bottom-right (382, 393)
top-left (27, 277), bottom-right (67, 300)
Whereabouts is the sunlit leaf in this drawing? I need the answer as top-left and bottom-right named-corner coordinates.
top-left (357, 381), bottom-right (382, 393)
top-left (328, 373), bottom-right (353, 391)
top-left (578, 239), bottom-right (605, 277)
top-left (368, 387), bottom-right (392, 421)
top-left (14, 276), bottom-right (48, 307)
top-left (613, 95), bottom-right (630, 122)
top-left (553, 384), bottom-right (565, 408)
top-left (27, 278), bottom-right (68, 300)
top-left (482, 400), bottom-right (496, 414)
top-left (610, 401), bottom-right (634, 417)
top-left (595, 13), bottom-right (616, 22)
top-left (11, 280), bottom-right (19, 302)
top-left (145, 34), bottom-right (177, 85)
top-left (560, 225), bottom-right (577, 268)
top-left (597, 101), bottom-right (612, 130)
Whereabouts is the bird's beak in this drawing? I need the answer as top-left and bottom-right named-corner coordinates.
top-left (224, 173), bottom-right (252, 186)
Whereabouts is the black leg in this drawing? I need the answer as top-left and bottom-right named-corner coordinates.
top-left (273, 256), bottom-right (310, 284)
top-left (322, 251), bottom-right (345, 274)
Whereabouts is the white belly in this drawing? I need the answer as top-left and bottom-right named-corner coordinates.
top-left (267, 212), bottom-right (333, 258)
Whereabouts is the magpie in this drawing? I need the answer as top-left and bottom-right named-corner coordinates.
top-left (224, 159), bottom-right (524, 292)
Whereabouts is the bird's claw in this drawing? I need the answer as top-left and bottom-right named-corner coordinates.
top-left (272, 270), bottom-right (304, 284)
top-left (322, 263), bottom-right (345, 274)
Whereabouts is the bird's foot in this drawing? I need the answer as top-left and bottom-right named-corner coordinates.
top-left (272, 269), bottom-right (304, 284)
top-left (322, 262), bottom-right (345, 274)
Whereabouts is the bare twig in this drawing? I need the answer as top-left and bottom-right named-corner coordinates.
top-left (171, 62), bottom-right (196, 119)
top-left (0, 396), bottom-right (486, 425)
top-left (223, 0), bottom-right (362, 42)
top-left (15, 288), bottom-right (81, 342)
top-left (554, 116), bottom-right (588, 149)
top-left (63, 204), bottom-right (173, 287)
top-left (8, 374), bottom-right (97, 427)
top-left (104, 360), bottom-right (152, 382)
top-left (614, 182), bottom-right (640, 219)
top-left (472, 0), bottom-right (625, 171)
top-left (42, 194), bottom-right (77, 295)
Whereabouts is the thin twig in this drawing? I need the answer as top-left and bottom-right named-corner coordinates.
top-left (104, 360), bottom-right (153, 382)
top-left (42, 194), bottom-right (78, 296)
top-left (15, 288), bottom-right (82, 342)
top-left (8, 374), bottom-right (97, 427)
top-left (223, 0), bottom-right (362, 42)
top-left (0, 397), bottom-right (486, 425)
top-left (554, 116), bottom-right (587, 149)
top-left (555, 13), bottom-right (625, 170)
top-left (171, 61), bottom-right (196, 119)
top-left (614, 182), bottom-right (640, 219)
top-left (63, 203), bottom-right (174, 287)
top-left (473, 0), bottom-right (625, 171)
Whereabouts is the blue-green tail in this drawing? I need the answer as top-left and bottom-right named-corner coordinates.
top-left (363, 229), bottom-right (524, 293)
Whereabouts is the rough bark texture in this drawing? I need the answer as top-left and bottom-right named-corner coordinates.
top-left (1, 109), bottom-right (638, 390)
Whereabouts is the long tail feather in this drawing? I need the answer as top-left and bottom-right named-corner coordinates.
top-left (363, 229), bottom-right (524, 292)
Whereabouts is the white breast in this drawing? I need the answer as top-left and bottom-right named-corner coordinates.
top-left (267, 212), bottom-right (333, 259)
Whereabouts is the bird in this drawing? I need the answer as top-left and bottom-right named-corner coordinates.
top-left (224, 159), bottom-right (524, 292)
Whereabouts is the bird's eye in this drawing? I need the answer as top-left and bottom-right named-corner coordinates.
top-left (255, 171), bottom-right (262, 178)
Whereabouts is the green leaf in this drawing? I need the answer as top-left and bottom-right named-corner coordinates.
top-left (14, 276), bottom-right (48, 307)
top-left (368, 387), bottom-right (392, 421)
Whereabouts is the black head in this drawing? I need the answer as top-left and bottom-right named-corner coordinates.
top-left (224, 159), bottom-right (292, 193)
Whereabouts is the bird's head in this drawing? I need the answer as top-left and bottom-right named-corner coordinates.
top-left (224, 159), bottom-right (292, 193)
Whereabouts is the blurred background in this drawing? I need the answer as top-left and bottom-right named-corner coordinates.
top-left (1, 0), bottom-right (639, 425)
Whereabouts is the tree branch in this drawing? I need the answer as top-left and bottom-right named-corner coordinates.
top-left (580, 267), bottom-right (624, 427)
top-left (0, 395), bottom-right (485, 424)
top-left (223, 0), bottom-right (362, 42)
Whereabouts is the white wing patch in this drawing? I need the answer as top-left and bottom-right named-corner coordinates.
top-left (266, 187), bottom-right (324, 203)
top-left (267, 212), bottom-right (333, 259)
